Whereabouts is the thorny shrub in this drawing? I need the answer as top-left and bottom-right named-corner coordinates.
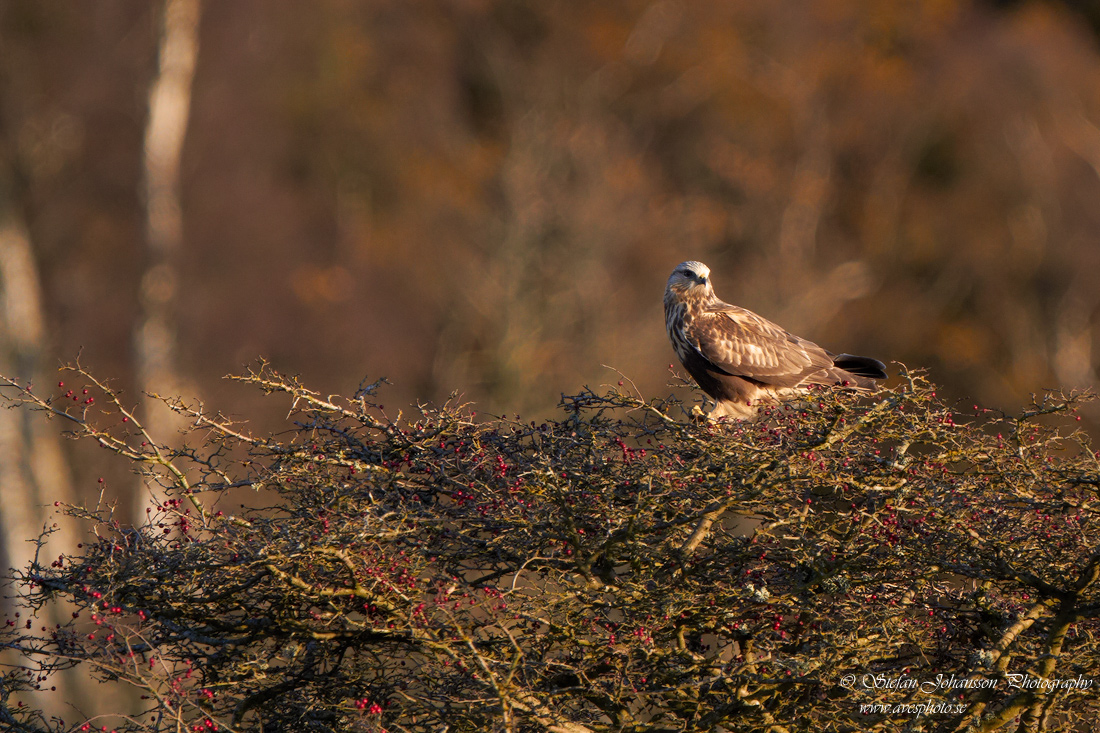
top-left (1, 363), bottom-right (1100, 733)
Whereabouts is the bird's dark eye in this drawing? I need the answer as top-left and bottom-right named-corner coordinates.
top-left (682, 269), bottom-right (696, 279)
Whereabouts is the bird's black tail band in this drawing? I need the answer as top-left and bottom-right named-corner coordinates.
top-left (832, 354), bottom-right (888, 380)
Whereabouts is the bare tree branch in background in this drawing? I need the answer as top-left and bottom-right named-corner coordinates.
top-left (137, 0), bottom-right (202, 515)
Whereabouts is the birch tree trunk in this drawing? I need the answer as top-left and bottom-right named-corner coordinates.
top-left (136, 0), bottom-right (201, 515)
top-left (0, 217), bottom-right (91, 719)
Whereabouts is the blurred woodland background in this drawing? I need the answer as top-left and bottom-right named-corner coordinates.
top-left (4, 0), bottom-right (1100, 544)
top-left (3, 0), bottom-right (1100, 720)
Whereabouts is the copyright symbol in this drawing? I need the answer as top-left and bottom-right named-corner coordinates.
top-left (840, 674), bottom-right (856, 689)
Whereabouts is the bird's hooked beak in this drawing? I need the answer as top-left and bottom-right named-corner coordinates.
top-left (667, 263), bottom-right (712, 294)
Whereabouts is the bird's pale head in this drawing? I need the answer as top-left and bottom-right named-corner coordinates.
top-left (665, 261), bottom-right (713, 299)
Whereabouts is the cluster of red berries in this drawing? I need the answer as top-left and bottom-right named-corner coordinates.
top-left (58, 381), bottom-right (95, 405)
top-left (354, 698), bottom-right (384, 714)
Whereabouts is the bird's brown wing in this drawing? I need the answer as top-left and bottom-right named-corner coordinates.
top-left (685, 304), bottom-right (836, 389)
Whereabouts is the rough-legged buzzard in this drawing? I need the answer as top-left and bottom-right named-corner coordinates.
top-left (664, 260), bottom-right (887, 419)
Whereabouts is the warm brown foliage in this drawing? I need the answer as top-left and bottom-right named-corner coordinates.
top-left (4, 0), bottom-right (1100, 432)
top-left (2, 365), bottom-right (1100, 732)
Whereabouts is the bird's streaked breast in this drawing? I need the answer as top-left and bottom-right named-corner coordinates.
top-left (664, 297), bottom-right (701, 365)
